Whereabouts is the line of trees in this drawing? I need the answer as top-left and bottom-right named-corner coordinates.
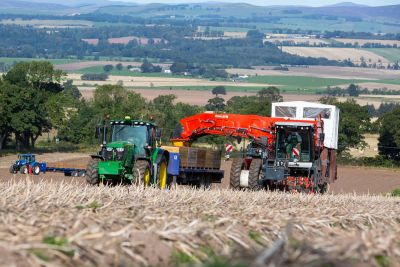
top-left (1, 62), bottom-right (400, 165)
top-left (0, 24), bottom-right (344, 67)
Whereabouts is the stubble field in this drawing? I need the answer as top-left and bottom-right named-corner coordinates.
top-left (1, 154), bottom-right (400, 266)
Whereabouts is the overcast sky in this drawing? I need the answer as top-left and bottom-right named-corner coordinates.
top-left (114, 0), bottom-right (400, 7)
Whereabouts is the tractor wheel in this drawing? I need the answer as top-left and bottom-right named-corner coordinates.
top-left (9, 165), bottom-right (16, 174)
top-left (157, 156), bottom-right (168, 189)
top-left (32, 165), bottom-right (40, 175)
top-left (134, 160), bottom-right (151, 187)
top-left (20, 165), bottom-right (28, 174)
top-left (230, 158), bottom-right (244, 190)
top-left (248, 159), bottom-right (262, 190)
top-left (86, 158), bottom-right (101, 185)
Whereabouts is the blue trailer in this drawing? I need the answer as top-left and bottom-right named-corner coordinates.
top-left (45, 167), bottom-right (86, 177)
top-left (10, 154), bottom-right (86, 176)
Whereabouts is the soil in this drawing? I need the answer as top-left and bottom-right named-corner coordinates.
top-left (219, 160), bottom-right (400, 195)
top-left (1, 153), bottom-right (399, 195)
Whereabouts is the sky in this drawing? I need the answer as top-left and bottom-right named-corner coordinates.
top-left (114, 0), bottom-right (400, 6)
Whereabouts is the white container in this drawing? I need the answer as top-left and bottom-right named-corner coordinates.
top-left (272, 101), bottom-right (340, 149)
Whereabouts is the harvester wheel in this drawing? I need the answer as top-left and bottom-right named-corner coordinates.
top-left (134, 160), bottom-right (151, 187)
top-left (248, 159), bottom-right (262, 190)
top-left (20, 165), bottom-right (28, 174)
top-left (157, 156), bottom-right (168, 189)
top-left (86, 158), bottom-right (101, 185)
top-left (230, 158), bottom-right (244, 190)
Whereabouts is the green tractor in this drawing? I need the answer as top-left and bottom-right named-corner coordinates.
top-left (86, 116), bottom-right (170, 187)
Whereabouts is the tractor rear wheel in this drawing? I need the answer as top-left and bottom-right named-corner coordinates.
top-left (157, 156), bottom-right (168, 189)
top-left (86, 158), bottom-right (101, 185)
top-left (230, 158), bottom-right (244, 190)
top-left (20, 165), bottom-right (28, 174)
top-left (248, 159), bottom-right (262, 190)
top-left (134, 160), bottom-right (151, 187)
top-left (32, 165), bottom-right (40, 175)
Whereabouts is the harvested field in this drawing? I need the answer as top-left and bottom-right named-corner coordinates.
top-left (229, 65), bottom-right (400, 80)
top-left (334, 38), bottom-right (400, 46)
top-left (0, 180), bottom-right (399, 267)
top-left (265, 38), bottom-right (328, 45)
top-left (79, 87), bottom-right (320, 105)
top-left (355, 82), bottom-right (400, 91)
top-left (107, 36), bottom-right (163, 45)
top-left (68, 74), bottom-right (269, 88)
top-left (223, 31), bottom-right (247, 38)
top-left (282, 47), bottom-right (389, 64)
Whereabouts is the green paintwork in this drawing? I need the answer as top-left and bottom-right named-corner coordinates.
top-left (99, 161), bottom-right (121, 175)
top-left (151, 147), bottom-right (159, 184)
top-left (95, 118), bottom-right (161, 184)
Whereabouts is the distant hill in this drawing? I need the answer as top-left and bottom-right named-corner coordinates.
top-left (96, 2), bottom-right (400, 20)
top-left (327, 2), bottom-right (369, 7)
top-left (1, 1), bottom-right (399, 21)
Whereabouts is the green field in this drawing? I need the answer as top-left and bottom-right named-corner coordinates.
top-left (363, 48), bottom-right (400, 63)
top-left (247, 75), bottom-right (367, 87)
top-left (0, 57), bottom-right (80, 65)
top-left (0, 19), bottom-right (93, 28)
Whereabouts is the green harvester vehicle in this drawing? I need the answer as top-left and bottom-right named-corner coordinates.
top-left (86, 116), bottom-right (170, 187)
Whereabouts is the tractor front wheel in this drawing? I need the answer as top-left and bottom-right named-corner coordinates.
top-left (9, 165), bottom-right (16, 174)
top-left (134, 160), bottom-right (151, 187)
top-left (86, 158), bottom-right (101, 185)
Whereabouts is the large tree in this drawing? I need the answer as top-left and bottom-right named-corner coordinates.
top-left (0, 61), bottom-right (66, 149)
top-left (321, 98), bottom-right (371, 153)
top-left (378, 107), bottom-right (400, 161)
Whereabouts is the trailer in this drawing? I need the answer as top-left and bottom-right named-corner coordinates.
top-left (162, 146), bottom-right (224, 187)
top-left (9, 154), bottom-right (87, 176)
top-left (45, 167), bottom-right (86, 177)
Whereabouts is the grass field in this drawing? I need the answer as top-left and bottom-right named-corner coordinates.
top-left (363, 48), bottom-right (400, 63)
top-left (0, 180), bottom-right (399, 266)
top-left (0, 19), bottom-right (93, 28)
top-left (248, 75), bottom-right (367, 87)
top-left (0, 57), bottom-right (80, 65)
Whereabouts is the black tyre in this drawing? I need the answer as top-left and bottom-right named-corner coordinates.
top-left (20, 165), bottom-right (28, 174)
top-left (9, 165), bottom-right (16, 174)
top-left (32, 165), bottom-right (40, 175)
top-left (134, 160), bottom-right (151, 187)
top-left (86, 158), bottom-right (101, 185)
top-left (230, 158), bottom-right (244, 190)
top-left (248, 159), bottom-right (262, 190)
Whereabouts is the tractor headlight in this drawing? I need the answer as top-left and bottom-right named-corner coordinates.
top-left (105, 147), bottom-right (113, 160)
top-left (116, 148), bottom-right (125, 161)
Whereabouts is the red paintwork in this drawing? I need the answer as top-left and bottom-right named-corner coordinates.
top-left (172, 113), bottom-right (324, 148)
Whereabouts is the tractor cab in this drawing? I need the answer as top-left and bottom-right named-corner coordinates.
top-left (17, 154), bottom-right (36, 165)
top-left (275, 122), bottom-right (314, 165)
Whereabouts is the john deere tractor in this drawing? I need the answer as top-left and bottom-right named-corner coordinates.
top-left (86, 116), bottom-right (169, 187)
